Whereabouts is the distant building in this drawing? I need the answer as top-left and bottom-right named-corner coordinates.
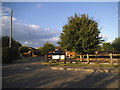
top-left (66, 51), bottom-right (76, 58)
top-left (54, 46), bottom-right (62, 51)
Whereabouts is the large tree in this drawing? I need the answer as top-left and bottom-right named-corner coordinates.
top-left (58, 14), bottom-right (103, 54)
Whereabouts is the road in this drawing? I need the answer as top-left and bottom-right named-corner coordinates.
top-left (2, 57), bottom-right (119, 88)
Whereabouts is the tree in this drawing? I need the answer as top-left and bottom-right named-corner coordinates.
top-left (37, 47), bottom-right (44, 55)
top-left (33, 49), bottom-right (41, 56)
top-left (2, 35), bottom-right (22, 48)
top-left (101, 42), bottom-right (114, 52)
top-left (58, 14), bottom-right (103, 54)
top-left (42, 42), bottom-right (55, 54)
top-left (19, 46), bottom-right (29, 53)
top-left (112, 37), bottom-right (120, 53)
top-left (37, 47), bottom-right (43, 50)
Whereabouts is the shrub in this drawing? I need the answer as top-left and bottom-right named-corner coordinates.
top-left (19, 46), bottom-right (29, 53)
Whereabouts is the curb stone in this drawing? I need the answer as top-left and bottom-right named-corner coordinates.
top-left (51, 67), bottom-right (118, 73)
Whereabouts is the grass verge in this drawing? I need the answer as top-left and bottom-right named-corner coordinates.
top-left (41, 62), bottom-right (120, 68)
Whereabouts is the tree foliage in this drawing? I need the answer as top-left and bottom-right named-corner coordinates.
top-left (42, 42), bottom-right (55, 54)
top-left (2, 36), bottom-right (22, 48)
top-left (101, 42), bottom-right (114, 52)
top-left (33, 49), bottom-right (41, 56)
top-left (37, 47), bottom-right (44, 55)
top-left (112, 37), bottom-right (120, 53)
top-left (37, 47), bottom-right (43, 50)
top-left (58, 14), bottom-right (103, 54)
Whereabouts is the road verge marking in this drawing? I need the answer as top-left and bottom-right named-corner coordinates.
top-left (51, 67), bottom-right (118, 73)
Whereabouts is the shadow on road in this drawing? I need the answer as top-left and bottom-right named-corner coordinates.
top-left (2, 70), bottom-right (119, 88)
top-left (2, 56), bottom-right (119, 88)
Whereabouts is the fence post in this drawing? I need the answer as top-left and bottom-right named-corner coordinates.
top-left (80, 55), bottom-right (82, 62)
top-left (110, 53), bottom-right (113, 64)
top-left (87, 54), bottom-right (89, 64)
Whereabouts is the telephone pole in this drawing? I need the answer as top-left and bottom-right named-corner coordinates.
top-left (9, 9), bottom-right (13, 48)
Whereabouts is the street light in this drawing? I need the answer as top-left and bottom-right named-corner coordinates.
top-left (9, 9), bottom-right (13, 48)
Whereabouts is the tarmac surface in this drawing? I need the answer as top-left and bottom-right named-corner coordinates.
top-left (2, 57), bottom-right (120, 88)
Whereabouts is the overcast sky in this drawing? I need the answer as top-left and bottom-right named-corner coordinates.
top-left (2, 2), bottom-right (118, 48)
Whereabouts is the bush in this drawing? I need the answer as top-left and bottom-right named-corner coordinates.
top-left (33, 49), bottom-right (41, 56)
top-left (19, 46), bottom-right (29, 53)
top-left (2, 47), bottom-right (20, 63)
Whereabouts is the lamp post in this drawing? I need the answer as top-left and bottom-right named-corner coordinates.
top-left (9, 9), bottom-right (13, 48)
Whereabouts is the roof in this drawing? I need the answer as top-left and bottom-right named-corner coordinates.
top-left (28, 47), bottom-right (36, 50)
top-left (66, 51), bottom-right (76, 55)
top-left (55, 46), bottom-right (62, 50)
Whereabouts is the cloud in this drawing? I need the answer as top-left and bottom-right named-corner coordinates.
top-left (12, 17), bottom-right (17, 21)
top-left (2, 16), bottom-right (60, 48)
top-left (44, 37), bottom-right (60, 42)
top-left (99, 33), bottom-right (108, 38)
top-left (105, 40), bottom-right (113, 43)
top-left (2, 6), bottom-right (11, 11)
top-left (45, 28), bottom-right (51, 31)
top-left (2, 6), bottom-right (11, 16)
top-left (24, 41), bottom-right (29, 44)
top-left (35, 4), bottom-right (43, 8)
top-left (43, 37), bottom-right (60, 46)
top-left (2, 16), bottom-right (9, 19)
top-left (28, 24), bottom-right (39, 29)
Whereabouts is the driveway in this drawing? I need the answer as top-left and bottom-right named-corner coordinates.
top-left (2, 57), bottom-right (119, 88)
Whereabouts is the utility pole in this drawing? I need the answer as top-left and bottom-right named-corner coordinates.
top-left (9, 9), bottom-right (13, 48)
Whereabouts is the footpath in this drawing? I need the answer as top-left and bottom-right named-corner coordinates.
top-left (51, 66), bottom-right (119, 73)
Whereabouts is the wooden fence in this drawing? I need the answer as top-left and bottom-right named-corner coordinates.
top-left (70, 54), bottom-right (120, 64)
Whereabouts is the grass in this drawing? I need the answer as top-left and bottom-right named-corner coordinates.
top-left (41, 62), bottom-right (120, 68)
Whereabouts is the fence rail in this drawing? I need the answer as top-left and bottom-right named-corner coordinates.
top-left (70, 54), bottom-right (120, 64)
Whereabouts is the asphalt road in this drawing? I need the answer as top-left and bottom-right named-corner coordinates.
top-left (2, 57), bottom-right (119, 88)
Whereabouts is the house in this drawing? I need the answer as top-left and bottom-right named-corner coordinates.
top-left (46, 46), bottom-right (77, 60)
top-left (23, 47), bottom-right (42, 57)
top-left (65, 51), bottom-right (76, 58)
top-left (46, 46), bottom-right (64, 61)
top-left (54, 46), bottom-right (62, 51)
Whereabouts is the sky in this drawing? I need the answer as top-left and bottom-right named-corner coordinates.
top-left (2, 2), bottom-right (118, 48)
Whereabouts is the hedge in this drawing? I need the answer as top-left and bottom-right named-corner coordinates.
top-left (2, 47), bottom-right (20, 63)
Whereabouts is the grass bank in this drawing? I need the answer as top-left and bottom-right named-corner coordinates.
top-left (41, 62), bottom-right (120, 68)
